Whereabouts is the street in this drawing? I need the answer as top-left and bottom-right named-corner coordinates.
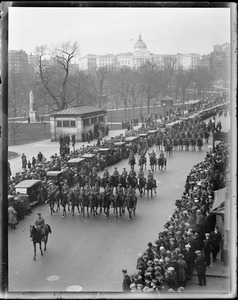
top-left (8, 114), bottom-right (231, 294)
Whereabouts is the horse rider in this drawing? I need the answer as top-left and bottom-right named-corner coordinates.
top-left (147, 170), bottom-right (154, 182)
top-left (138, 167), bottom-right (145, 180)
top-left (112, 167), bottom-right (120, 179)
top-left (103, 168), bottom-right (110, 179)
top-left (160, 149), bottom-right (165, 159)
top-left (127, 185), bottom-right (135, 197)
top-left (150, 149), bottom-right (156, 158)
top-left (129, 167), bottom-right (136, 178)
top-left (35, 212), bottom-right (46, 235)
top-left (117, 183), bottom-right (125, 197)
top-left (105, 182), bottom-right (112, 196)
top-left (121, 167), bottom-right (128, 178)
top-left (84, 183), bottom-right (91, 198)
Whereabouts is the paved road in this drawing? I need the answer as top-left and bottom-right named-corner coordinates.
top-left (8, 114), bottom-right (231, 294)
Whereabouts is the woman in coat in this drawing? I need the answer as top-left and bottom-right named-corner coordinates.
top-left (8, 203), bottom-right (17, 229)
top-left (177, 253), bottom-right (187, 287)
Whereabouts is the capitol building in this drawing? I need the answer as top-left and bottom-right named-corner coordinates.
top-left (78, 34), bottom-right (202, 71)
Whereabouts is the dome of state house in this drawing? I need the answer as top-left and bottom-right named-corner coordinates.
top-left (134, 34), bottom-right (147, 50)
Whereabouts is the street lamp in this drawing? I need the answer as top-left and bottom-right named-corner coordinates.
top-left (163, 103), bottom-right (166, 121)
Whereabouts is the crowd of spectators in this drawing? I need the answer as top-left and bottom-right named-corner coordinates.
top-left (123, 140), bottom-right (229, 293)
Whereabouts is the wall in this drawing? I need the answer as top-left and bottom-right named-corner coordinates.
top-left (8, 122), bottom-right (50, 146)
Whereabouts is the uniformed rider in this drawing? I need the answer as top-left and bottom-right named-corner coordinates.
top-left (127, 185), bottom-right (135, 197)
top-left (103, 168), bottom-right (110, 178)
top-left (160, 149), bottom-right (164, 159)
top-left (117, 183), bottom-right (124, 196)
top-left (147, 170), bottom-right (154, 181)
top-left (129, 167), bottom-right (136, 178)
top-left (150, 149), bottom-right (156, 158)
top-left (105, 182), bottom-right (112, 195)
top-left (112, 167), bottom-right (119, 178)
top-left (138, 167), bottom-right (144, 179)
top-left (84, 183), bottom-right (91, 197)
top-left (121, 168), bottom-right (128, 178)
top-left (35, 212), bottom-right (46, 234)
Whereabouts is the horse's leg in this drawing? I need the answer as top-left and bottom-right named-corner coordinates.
top-left (87, 206), bottom-right (89, 218)
top-left (39, 242), bottom-right (43, 256)
top-left (33, 243), bottom-right (36, 261)
top-left (147, 189), bottom-right (149, 200)
top-left (128, 208), bottom-right (132, 220)
top-left (115, 206), bottom-right (118, 220)
top-left (44, 236), bottom-right (47, 251)
top-left (72, 206), bottom-right (74, 218)
top-left (82, 206), bottom-right (85, 219)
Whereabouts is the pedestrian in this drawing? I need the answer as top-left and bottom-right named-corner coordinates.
top-left (177, 253), bottom-right (187, 287)
top-left (194, 250), bottom-right (206, 286)
top-left (32, 156), bottom-right (36, 167)
top-left (27, 160), bottom-right (32, 171)
top-left (122, 269), bottom-right (131, 292)
top-left (37, 151), bottom-right (43, 162)
top-left (21, 153), bottom-right (27, 171)
top-left (203, 233), bottom-right (212, 267)
top-left (210, 226), bottom-right (222, 263)
top-left (8, 202), bottom-right (17, 229)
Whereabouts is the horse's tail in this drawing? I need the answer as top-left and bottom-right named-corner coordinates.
top-left (46, 224), bottom-right (52, 234)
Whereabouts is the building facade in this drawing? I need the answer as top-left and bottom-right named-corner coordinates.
top-left (50, 105), bottom-right (107, 142)
top-left (78, 34), bottom-right (203, 71)
top-left (9, 49), bottom-right (28, 73)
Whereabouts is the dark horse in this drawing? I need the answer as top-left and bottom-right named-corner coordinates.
top-left (146, 178), bottom-right (157, 199)
top-left (138, 177), bottom-right (146, 197)
top-left (158, 157), bottom-right (167, 171)
top-left (128, 156), bottom-right (136, 170)
top-left (112, 192), bottom-right (125, 220)
top-left (127, 175), bottom-right (138, 190)
top-left (149, 155), bottom-right (157, 172)
top-left (110, 175), bottom-right (120, 193)
top-left (119, 175), bottom-right (128, 190)
top-left (81, 191), bottom-right (90, 219)
top-left (138, 155), bottom-right (147, 170)
top-left (102, 192), bottom-right (112, 219)
top-left (30, 224), bottom-right (52, 260)
top-left (55, 190), bottom-right (69, 218)
top-left (126, 195), bottom-right (137, 220)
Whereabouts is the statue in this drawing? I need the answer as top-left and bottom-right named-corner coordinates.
top-left (29, 90), bottom-right (36, 122)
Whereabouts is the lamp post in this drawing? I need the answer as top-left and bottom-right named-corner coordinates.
top-left (163, 103), bottom-right (166, 122)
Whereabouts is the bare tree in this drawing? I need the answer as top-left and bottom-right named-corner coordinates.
top-left (175, 68), bottom-right (195, 105)
top-left (89, 67), bottom-right (110, 108)
top-left (35, 41), bottom-right (79, 111)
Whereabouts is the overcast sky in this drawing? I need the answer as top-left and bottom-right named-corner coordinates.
top-left (9, 7), bottom-right (231, 61)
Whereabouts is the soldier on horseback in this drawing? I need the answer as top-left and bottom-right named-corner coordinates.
top-left (121, 167), bottom-right (128, 178)
top-left (112, 167), bottom-right (119, 178)
top-left (103, 168), bottom-right (110, 179)
top-left (128, 167), bottom-right (136, 178)
top-left (35, 212), bottom-right (46, 237)
top-left (138, 167), bottom-right (144, 180)
top-left (147, 170), bottom-right (154, 181)
top-left (160, 149), bottom-right (164, 159)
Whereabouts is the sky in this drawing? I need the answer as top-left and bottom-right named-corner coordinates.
top-left (9, 6), bottom-right (232, 62)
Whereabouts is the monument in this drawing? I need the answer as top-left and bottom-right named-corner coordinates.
top-left (29, 90), bottom-right (37, 122)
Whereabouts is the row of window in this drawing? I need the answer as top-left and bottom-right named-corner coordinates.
top-left (57, 116), bottom-right (104, 128)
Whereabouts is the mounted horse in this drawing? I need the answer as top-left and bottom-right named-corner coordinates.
top-left (89, 175), bottom-right (101, 188)
top-left (158, 156), bottom-right (167, 171)
top-left (110, 175), bottom-right (120, 193)
top-left (102, 191), bottom-right (112, 219)
top-left (80, 190), bottom-right (90, 219)
top-left (138, 155), bottom-right (147, 170)
top-left (30, 224), bottom-right (52, 260)
top-left (126, 194), bottom-right (137, 220)
top-left (138, 177), bottom-right (146, 197)
top-left (101, 176), bottom-right (111, 189)
top-left (90, 193), bottom-right (99, 218)
top-left (55, 190), bottom-right (69, 218)
top-left (119, 175), bottom-right (128, 190)
top-left (127, 175), bottom-right (138, 190)
top-left (165, 143), bottom-right (173, 156)
top-left (128, 156), bottom-right (136, 170)
top-left (69, 190), bottom-right (81, 218)
top-left (112, 192), bottom-right (125, 219)
top-left (149, 155), bottom-right (157, 172)
top-left (146, 178), bottom-right (157, 199)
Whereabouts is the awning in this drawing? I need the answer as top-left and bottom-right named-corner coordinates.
top-left (211, 187), bottom-right (227, 213)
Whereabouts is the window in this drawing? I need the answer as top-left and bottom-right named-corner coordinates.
top-left (71, 121), bottom-right (76, 127)
top-left (57, 121), bottom-right (62, 127)
top-left (83, 119), bottom-right (90, 126)
top-left (63, 120), bottom-right (70, 127)
top-left (98, 116), bottom-right (104, 122)
top-left (91, 117), bottom-right (97, 124)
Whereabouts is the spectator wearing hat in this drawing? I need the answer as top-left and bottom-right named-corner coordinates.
top-left (183, 244), bottom-right (194, 280)
top-left (210, 226), bottom-right (222, 262)
top-left (146, 242), bottom-right (154, 260)
top-left (8, 202), bottom-right (17, 229)
top-left (164, 267), bottom-right (178, 291)
top-left (177, 254), bottom-right (187, 287)
top-left (203, 233), bottom-right (212, 267)
top-left (194, 250), bottom-right (206, 286)
top-left (122, 269), bottom-right (131, 292)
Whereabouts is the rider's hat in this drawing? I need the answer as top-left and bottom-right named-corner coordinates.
top-left (114, 167), bottom-right (117, 169)
top-left (37, 212), bottom-right (41, 215)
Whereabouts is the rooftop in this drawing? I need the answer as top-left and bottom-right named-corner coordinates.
top-left (50, 105), bottom-right (107, 117)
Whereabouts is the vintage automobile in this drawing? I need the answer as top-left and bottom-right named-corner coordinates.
top-left (113, 141), bottom-right (128, 159)
top-left (147, 129), bottom-right (159, 136)
top-left (80, 153), bottom-right (96, 163)
top-left (67, 157), bottom-right (85, 172)
top-left (125, 136), bottom-right (139, 154)
top-left (46, 170), bottom-right (64, 183)
top-left (14, 179), bottom-right (43, 208)
top-left (138, 133), bottom-right (148, 139)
